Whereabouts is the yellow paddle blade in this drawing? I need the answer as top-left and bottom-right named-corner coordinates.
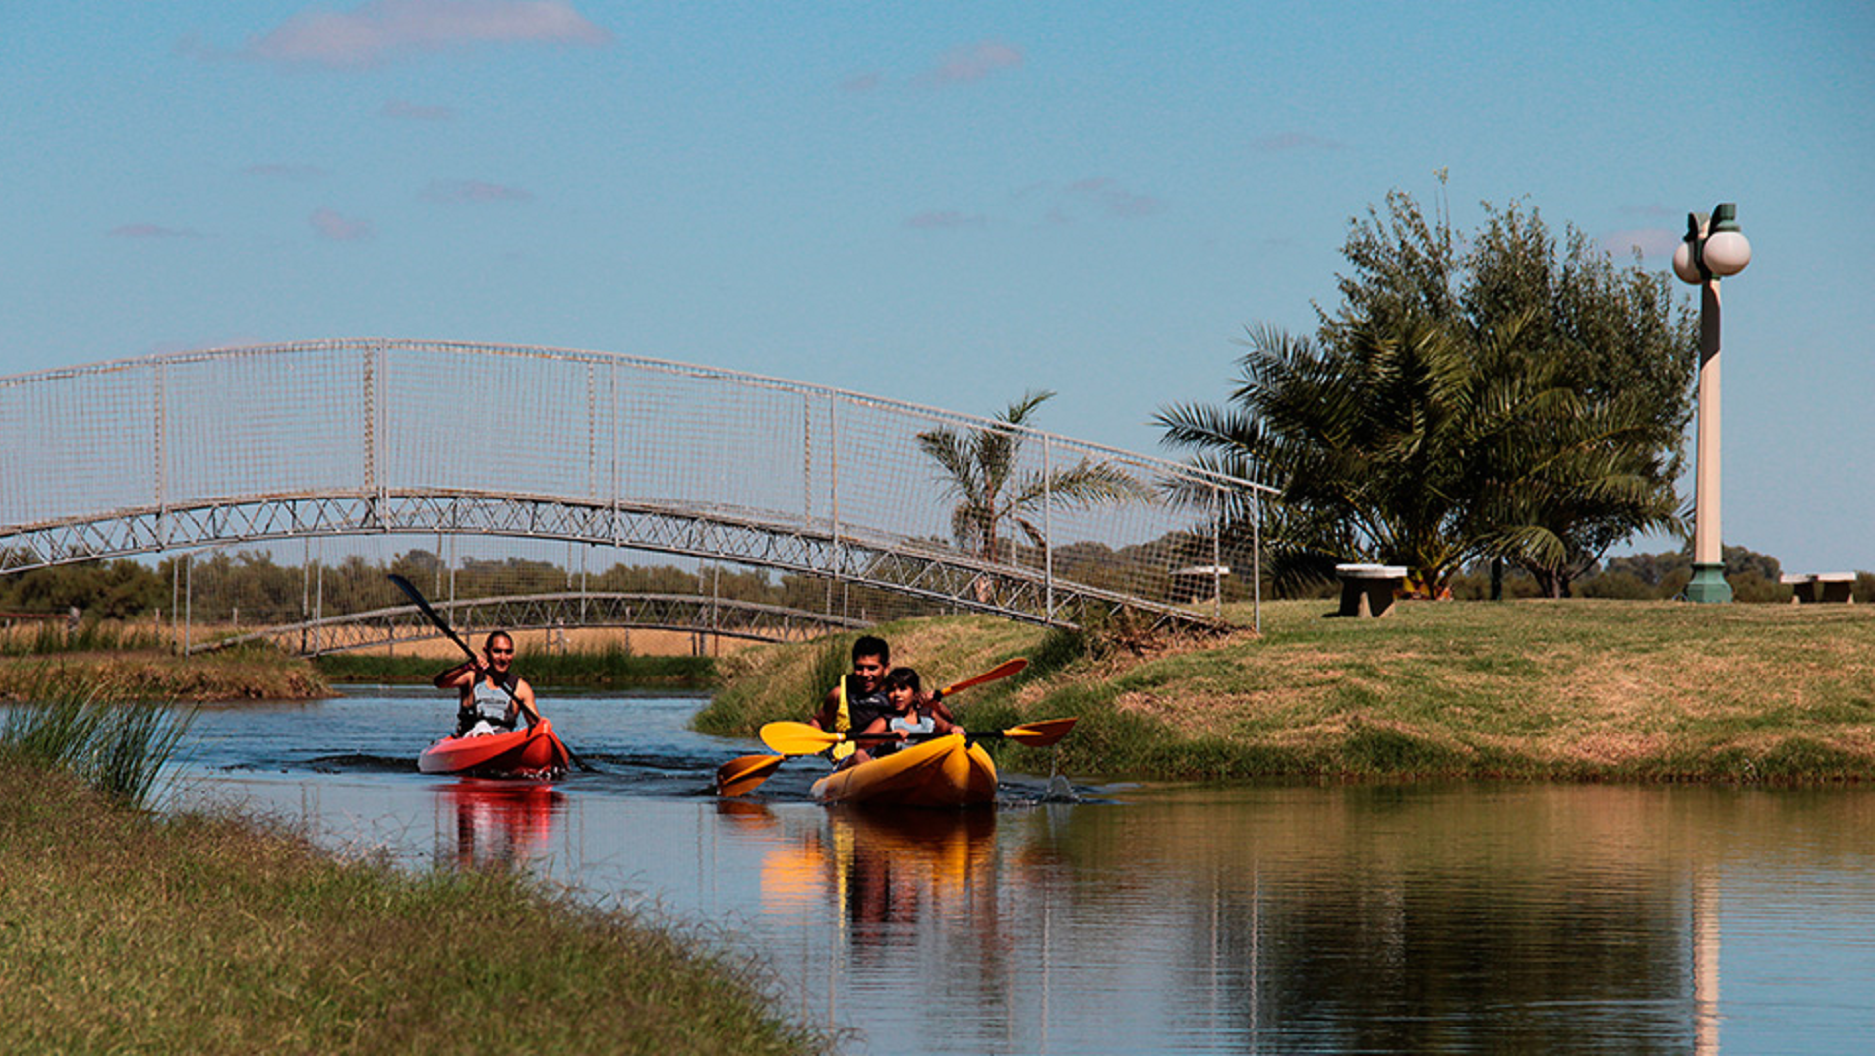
top-left (716, 754), bottom-right (784, 797)
top-left (760, 720), bottom-right (843, 756)
top-left (1002, 717), bottom-right (1078, 747)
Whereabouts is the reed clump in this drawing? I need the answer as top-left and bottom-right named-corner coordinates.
top-left (0, 686), bottom-right (191, 807)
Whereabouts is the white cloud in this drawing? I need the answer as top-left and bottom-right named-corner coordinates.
top-left (311, 208), bottom-right (374, 241)
top-left (1065, 178), bottom-right (1161, 218)
top-left (922, 40), bottom-right (1022, 85)
top-left (240, 0), bottom-right (610, 69)
top-left (1600, 227), bottom-right (1681, 260)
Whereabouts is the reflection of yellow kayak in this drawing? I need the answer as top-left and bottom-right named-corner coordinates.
top-left (809, 733), bottom-right (997, 807)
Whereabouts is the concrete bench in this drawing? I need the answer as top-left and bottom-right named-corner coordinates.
top-left (1781, 572), bottom-right (1856, 604)
top-left (1335, 563), bottom-right (1408, 617)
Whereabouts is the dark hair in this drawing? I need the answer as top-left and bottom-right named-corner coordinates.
top-left (484, 630), bottom-right (514, 651)
top-left (852, 635), bottom-right (890, 665)
top-left (885, 667), bottom-right (921, 693)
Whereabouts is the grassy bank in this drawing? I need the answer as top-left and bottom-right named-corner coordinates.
top-left (695, 600), bottom-right (1875, 783)
top-left (0, 644), bottom-right (717, 704)
top-left (0, 762), bottom-right (822, 1055)
top-left (0, 647), bottom-right (328, 703)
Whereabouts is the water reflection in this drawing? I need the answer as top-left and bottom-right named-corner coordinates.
top-left (171, 697), bottom-right (1875, 1055)
top-left (760, 809), bottom-right (999, 940)
top-left (437, 779), bottom-right (565, 870)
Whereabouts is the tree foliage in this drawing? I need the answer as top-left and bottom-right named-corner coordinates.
top-left (917, 390), bottom-right (1148, 564)
top-left (1158, 184), bottom-right (1697, 595)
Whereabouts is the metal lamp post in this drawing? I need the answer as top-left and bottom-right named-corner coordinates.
top-left (1672, 203), bottom-right (1751, 603)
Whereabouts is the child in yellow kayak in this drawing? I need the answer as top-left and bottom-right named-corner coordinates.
top-left (853, 667), bottom-right (963, 758)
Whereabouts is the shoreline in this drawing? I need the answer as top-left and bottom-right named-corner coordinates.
top-left (11, 599), bottom-right (1875, 784)
top-left (696, 600), bottom-right (1875, 784)
top-left (0, 759), bottom-right (821, 1055)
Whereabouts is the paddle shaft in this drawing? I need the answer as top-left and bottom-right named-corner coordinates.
top-left (934, 658), bottom-right (1027, 698)
top-left (761, 715), bottom-right (1075, 755)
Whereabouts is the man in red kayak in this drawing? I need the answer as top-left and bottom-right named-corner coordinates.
top-left (433, 630), bottom-right (542, 737)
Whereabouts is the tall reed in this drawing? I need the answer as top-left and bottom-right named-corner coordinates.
top-left (1, 687), bottom-right (193, 806)
top-left (313, 645), bottom-right (716, 688)
top-left (0, 619), bottom-right (171, 656)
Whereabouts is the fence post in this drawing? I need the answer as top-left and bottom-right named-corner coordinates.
top-left (1044, 434), bottom-right (1054, 621)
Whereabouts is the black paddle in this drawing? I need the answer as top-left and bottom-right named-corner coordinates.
top-left (388, 573), bottom-right (596, 772)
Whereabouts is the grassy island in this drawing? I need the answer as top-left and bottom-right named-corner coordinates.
top-left (696, 599), bottom-right (1875, 784)
top-left (0, 648), bottom-right (330, 703)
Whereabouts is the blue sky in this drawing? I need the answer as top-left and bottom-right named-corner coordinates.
top-left (5, 1), bottom-right (1872, 572)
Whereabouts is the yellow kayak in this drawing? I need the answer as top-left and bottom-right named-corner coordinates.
top-left (809, 733), bottom-right (997, 807)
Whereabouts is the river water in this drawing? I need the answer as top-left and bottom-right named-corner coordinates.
top-left (165, 690), bottom-right (1875, 1055)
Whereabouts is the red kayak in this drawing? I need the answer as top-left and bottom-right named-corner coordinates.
top-left (418, 719), bottom-right (571, 777)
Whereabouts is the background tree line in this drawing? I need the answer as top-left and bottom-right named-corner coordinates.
top-left (4, 542), bottom-right (1867, 629)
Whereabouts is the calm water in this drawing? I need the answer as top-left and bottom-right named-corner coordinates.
top-left (166, 691), bottom-right (1875, 1055)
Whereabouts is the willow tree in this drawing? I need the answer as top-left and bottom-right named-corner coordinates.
top-left (918, 391), bottom-right (1147, 570)
top-left (1158, 185), bottom-right (1695, 596)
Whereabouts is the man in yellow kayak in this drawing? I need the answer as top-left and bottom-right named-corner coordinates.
top-left (807, 635), bottom-right (896, 766)
top-left (809, 637), bottom-right (966, 766)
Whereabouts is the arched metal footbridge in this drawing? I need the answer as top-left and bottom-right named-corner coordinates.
top-left (1, 341), bottom-right (1269, 652)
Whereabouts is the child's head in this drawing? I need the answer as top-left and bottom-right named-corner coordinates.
top-left (884, 667), bottom-right (921, 709)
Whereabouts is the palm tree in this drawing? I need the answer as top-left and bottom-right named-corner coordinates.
top-left (918, 391), bottom-right (1148, 572)
top-left (1159, 189), bottom-right (1692, 599)
top-left (1159, 311), bottom-right (1683, 597)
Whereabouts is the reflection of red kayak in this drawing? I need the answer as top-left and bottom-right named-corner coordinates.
top-left (442, 779), bottom-right (564, 868)
top-left (418, 719), bottom-right (571, 776)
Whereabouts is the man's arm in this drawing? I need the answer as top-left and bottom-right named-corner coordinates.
top-left (808, 684), bottom-right (840, 730)
top-left (433, 658), bottom-right (482, 689)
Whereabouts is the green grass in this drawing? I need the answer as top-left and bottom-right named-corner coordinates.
top-left (0, 761), bottom-right (824, 1056)
top-left (695, 599), bottom-right (1875, 783)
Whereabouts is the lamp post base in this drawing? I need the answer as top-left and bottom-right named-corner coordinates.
top-left (1686, 562), bottom-right (1733, 604)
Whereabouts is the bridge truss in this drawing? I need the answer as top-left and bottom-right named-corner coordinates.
top-left (1, 341), bottom-right (1272, 642)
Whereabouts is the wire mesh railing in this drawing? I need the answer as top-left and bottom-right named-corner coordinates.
top-left (1, 340), bottom-right (1272, 634)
